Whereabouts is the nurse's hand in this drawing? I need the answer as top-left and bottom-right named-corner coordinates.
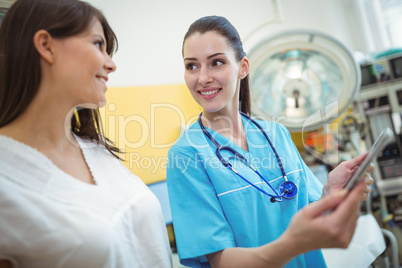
top-left (322, 152), bottom-right (373, 201)
top-left (280, 181), bottom-right (366, 254)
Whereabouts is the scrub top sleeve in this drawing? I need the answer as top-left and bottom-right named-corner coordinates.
top-left (299, 156), bottom-right (323, 202)
top-left (279, 124), bottom-right (323, 203)
top-left (167, 147), bottom-right (235, 267)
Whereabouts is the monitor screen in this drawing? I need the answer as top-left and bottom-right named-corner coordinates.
top-left (361, 65), bottom-right (376, 87)
top-left (391, 56), bottom-right (402, 79)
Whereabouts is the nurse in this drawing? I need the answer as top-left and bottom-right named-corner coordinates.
top-left (167, 15), bottom-right (373, 268)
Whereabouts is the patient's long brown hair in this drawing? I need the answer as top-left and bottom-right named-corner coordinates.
top-left (0, 0), bottom-right (121, 158)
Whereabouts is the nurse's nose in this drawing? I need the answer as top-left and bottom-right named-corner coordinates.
top-left (198, 66), bottom-right (213, 86)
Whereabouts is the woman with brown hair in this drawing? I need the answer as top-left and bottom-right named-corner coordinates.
top-left (0, 0), bottom-right (171, 267)
top-left (167, 15), bottom-right (373, 268)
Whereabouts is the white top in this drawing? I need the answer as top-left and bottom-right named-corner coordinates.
top-left (0, 135), bottom-right (172, 268)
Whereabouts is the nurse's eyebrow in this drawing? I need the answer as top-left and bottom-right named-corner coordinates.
top-left (207, 53), bottom-right (225, 59)
top-left (184, 53), bottom-right (226, 61)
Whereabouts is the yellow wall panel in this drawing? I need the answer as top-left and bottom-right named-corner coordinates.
top-left (100, 84), bottom-right (201, 184)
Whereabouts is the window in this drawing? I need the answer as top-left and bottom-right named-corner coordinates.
top-left (379, 0), bottom-right (402, 48)
top-left (356, 0), bottom-right (402, 53)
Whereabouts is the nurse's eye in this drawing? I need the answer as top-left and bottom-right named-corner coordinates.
top-left (212, 59), bottom-right (225, 67)
top-left (185, 63), bottom-right (197, 71)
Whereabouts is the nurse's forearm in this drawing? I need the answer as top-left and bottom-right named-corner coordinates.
top-left (207, 235), bottom-right (301, 268)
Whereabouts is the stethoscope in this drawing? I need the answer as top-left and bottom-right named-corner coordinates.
top-left (198, 112), bottom-right (298, 203)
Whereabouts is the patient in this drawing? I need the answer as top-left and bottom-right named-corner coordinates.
top-left (0, 0), bottom-right (171, 267)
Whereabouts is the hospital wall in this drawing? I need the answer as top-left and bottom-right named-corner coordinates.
top-left (100, 85), bottom-right (201, 184)
top-left (88, 0), bottom-right (366, 184)
top-left (88, 0), bottom-right (365, 87)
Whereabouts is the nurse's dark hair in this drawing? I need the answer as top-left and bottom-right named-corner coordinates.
top-left (0, 0), bottom-right (121, 159)
top-left (182, 15), bottom-right (251, 115)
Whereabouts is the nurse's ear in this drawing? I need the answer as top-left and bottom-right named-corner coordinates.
top-left (33, 30), bottom-right (55, 65)
top-left (238, 56), bottom-right (250, 79)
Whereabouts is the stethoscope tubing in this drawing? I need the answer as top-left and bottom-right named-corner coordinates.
top-left (198, 112), bottom-right (297, 202)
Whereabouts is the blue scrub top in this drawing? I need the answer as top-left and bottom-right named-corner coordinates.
top-left (167, 117), bottom-right (327, 268)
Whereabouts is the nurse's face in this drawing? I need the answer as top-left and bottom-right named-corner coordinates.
top-left (51, 18), bottom-right (116, 107)
top-left (183, 31), bottom-right (247, 115)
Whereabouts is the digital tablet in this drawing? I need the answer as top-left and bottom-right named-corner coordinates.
top-left (344, 127), bottom-right (394, 191)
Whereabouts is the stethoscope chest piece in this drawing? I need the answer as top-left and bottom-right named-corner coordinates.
top-left (279, 181), bottom-right (298, 199)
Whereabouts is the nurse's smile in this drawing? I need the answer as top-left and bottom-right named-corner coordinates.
top-left (198, 87), bottom-right (222, 100)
